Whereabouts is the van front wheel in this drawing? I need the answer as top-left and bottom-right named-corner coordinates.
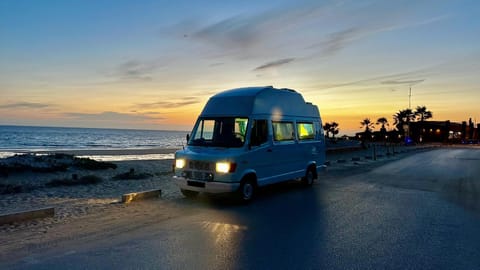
top-left (302, 167), bottom-right (316, 187)
top-left (238, 178), bottom-right (256, 202)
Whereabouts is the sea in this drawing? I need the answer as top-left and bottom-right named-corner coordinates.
top-left (0, 125), bottom-right (187, 161)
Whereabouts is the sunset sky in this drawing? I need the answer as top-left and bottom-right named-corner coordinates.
top-left (1, 0), bottom-right (479, 135)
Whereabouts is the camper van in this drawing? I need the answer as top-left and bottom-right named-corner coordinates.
top-left (173, 86), bottom-right (326, 202)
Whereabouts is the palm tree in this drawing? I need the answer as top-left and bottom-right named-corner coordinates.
top-left (414, 106), bottom-right (433, 143)
top-left (329, 122), bottom-right (339, 139)
top-left (323, 123), bottom-right (332, 138)
top-left (393, 109), bottom-right (415, 134)
top-left (376, 117), bottom-right (389, 133)
top-left (414, 106), bottom-right (432, 122)
top-left (359, 118), bottom-right (374, 148)
top-left (360, 118), bottom-right (374, 133)
top-left (323, 122), bottom-right (339, 139)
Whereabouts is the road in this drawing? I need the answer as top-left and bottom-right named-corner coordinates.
top-left (3, 147), bottom-right (480, 269)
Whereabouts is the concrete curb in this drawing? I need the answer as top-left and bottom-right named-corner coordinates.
top-left (0, 207), bottom-right (55, 225)
top-left (122, 189), bottom-right (162, 203)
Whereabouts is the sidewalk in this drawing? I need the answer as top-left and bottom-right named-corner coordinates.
top-left (326, 142), bottom-right (437, 165)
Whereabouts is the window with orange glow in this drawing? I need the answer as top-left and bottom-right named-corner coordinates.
top-left (297, 122), bottom-right (315, 140)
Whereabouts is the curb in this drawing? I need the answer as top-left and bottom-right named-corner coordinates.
top-left (122, 189), bottom-right (162, 203)
top-left (0, 207), bottom-right (55, 225)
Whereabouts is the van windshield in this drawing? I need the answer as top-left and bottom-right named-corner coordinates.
top-left (189, 117), bottom-right (248, 148)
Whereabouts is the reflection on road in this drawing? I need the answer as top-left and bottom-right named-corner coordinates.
top-left (201, 221), bottom-right (248, 245)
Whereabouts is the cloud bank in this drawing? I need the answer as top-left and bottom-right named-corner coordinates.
top-left (0, 102), bottom-right (51, 109)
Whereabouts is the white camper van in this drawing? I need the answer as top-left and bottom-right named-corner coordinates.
top-left (173, 86), bottom-right (326, 202)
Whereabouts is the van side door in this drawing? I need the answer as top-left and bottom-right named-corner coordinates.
top-left (270, 120), bottom-right (300, 179)
top-left (244, 119), bottom-right (274, 183)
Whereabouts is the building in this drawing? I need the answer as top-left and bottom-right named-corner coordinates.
top-left (355, 120), bottom-right (479, 144)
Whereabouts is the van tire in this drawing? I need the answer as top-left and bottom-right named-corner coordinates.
top-left (302, 166), bottom-right (316, 187)
top-left (238, 177), bottom-right (256, 202)
top-left (181, 189), bottom-right (199, 198)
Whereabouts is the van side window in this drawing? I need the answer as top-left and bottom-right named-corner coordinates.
top-left (297, 122), bottom-right (315, 140)
top-left (250, 119), bottom-right (268, 147)
top-left (272, 121), bottom-right (295, 142)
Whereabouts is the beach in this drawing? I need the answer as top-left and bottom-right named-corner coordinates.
top-left (0, 148), bottom-right (181, 232)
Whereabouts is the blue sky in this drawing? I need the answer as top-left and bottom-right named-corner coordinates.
top-left (1, 0), bottom-right (479, 134)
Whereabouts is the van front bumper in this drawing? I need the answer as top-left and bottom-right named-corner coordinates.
top-left (174, 176), bottom-right (240, 194)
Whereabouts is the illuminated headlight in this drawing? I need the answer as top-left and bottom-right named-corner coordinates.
top-left (175, 159), bottom-right (185, 169)
top-left (216, 162), bottom-right (236, 173)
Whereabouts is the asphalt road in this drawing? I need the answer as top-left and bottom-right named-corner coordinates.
top-left (5, 147), bottom-right (480, 269)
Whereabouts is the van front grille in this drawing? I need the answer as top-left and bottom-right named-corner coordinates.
top-left (183, 171), bottom-right (214, 181)
top-left (188, 160), bottom-right (213, 171)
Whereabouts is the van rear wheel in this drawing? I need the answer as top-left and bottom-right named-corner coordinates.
top-left (181, 189), bottom-right (199, 198)
top-left (302, 167), bottom-right (316, 187)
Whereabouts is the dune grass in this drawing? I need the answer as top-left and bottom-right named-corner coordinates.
top-left (46, 175), bottom-right (103, 187)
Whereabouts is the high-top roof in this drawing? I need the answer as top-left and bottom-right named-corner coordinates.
top-left (200, 86), bottom-right (319, 118)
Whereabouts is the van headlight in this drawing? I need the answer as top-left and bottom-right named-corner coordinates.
top-left (175, 159), bottom-right (186, 169)
top-left (216, 162), bottom-right (236, 173)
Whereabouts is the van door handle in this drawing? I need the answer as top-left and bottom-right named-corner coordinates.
top-left (267, 149), bottom-right (272, 152)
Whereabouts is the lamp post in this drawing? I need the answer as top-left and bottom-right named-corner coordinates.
top-left (409, 86), bottom-right (412, 109)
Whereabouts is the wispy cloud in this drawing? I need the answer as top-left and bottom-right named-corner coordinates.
top-left (66, 111), bottom-right (163, 122)
top-left (0, 102), bottom-right (51, 109)
top-left (192, 15), bottom-right (260, 52)
top-left (307, 14), bottom-right (450, 58)
top-left (254, 58), bottom-right (295, 71)
top-left (313, 27), bottom-right (362, 56)
top-left (179, 0), bottom-right (451, 62)
top-left (178, 2), bottom-right (328, 58)
top-left (314, 68), bottom-right (432, 91)
top-left (136, 97), bottom-right (200, 109)
top-left (381, 79), bottom-right (425, 85)
top-left (113, 60), bottom-right (161, 81)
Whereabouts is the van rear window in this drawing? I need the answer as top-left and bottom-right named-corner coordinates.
top-left (272, 121), bottom-right (295, 142)
top-left (297, 122), bottom-right (315, 140)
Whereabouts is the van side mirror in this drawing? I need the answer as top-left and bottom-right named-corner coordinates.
top-left (186, 134), bottom-right (190, 142)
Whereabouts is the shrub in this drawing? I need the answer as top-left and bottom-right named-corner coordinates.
top-left (73, 157), bottom-right (117, 170)
top-left (0, 183), bottom-right (24, 194)
top-left (46, 175), bottom-right (102, 187)
top-left (112, 169), bottom-right (152, 180)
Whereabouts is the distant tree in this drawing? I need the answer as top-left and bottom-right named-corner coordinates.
top-left (323, 123), bottom-right (332, 138)
top-left (393, 109), bottom-right (415, 134)
top-left (323, 122), bottom-right (339, 139)
top-left (414, 106), bottom-right (433, 142)
top-left (376, 117), bottom-right (389, 133)
top-left (414, 106), bottom-right (433, 122)
top-left (329, 122), bottom-right (339, 139)
top-left (360, 118), bottom-right (374, 133)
